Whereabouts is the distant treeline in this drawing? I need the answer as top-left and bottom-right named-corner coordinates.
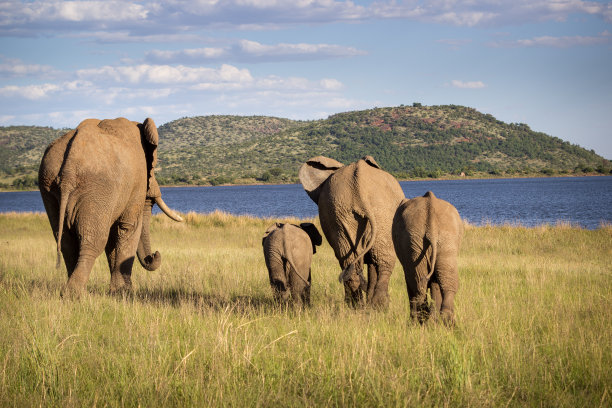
top-left (1, 105), bottom-right (610, 189)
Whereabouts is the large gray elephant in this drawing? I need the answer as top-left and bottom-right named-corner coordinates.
top-left (262, 222), bottom-right (322, 307)
top-left (392, 191), bottom-right (463, 326)
top-left (299, 155), bottom-right (405, 308)
top-left (38, 117), bottom-right (183, 296)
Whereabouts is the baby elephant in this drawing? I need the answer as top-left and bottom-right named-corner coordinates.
top-left (392, 191), bottom-right (463, 326)
top-left (262, 222), bottom-right (322, 306)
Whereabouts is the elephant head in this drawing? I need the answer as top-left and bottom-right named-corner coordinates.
top-left (136, 118), bottom-right (183, 271)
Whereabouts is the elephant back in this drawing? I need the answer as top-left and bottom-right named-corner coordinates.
top-left (318, 158), bottom-right (404, 270)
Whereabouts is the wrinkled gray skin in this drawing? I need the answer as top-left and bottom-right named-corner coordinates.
top-left (299, 155), bottom-right (405, 308)
top-left (392, 191), bottom-right (463, 326)
top-left (38, 117), bottom-right (183, 297)
top-left (262, 222), bottom-right (322, 307)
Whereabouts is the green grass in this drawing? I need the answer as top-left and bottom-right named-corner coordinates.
top-left (0, 212), bottom-right (610, 407)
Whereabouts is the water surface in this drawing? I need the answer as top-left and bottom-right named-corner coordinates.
top-left (2, 177), bottom-right (610, 229)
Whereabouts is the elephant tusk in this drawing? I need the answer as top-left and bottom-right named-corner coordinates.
top-left (154, 196), bottom-right (184, 222)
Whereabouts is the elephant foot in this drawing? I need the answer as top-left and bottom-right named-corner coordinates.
top-left (368, 291), bottom-right (389, 310)
top-left (439, 310), bottom-right (456, 328)
top-left (61, 280), bottom-right (86, 299)
top-left (109, 285), bottom-right (134, 299)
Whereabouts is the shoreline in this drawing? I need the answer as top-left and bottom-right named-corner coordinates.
top-left (1, 172), bottom-right (610, 192)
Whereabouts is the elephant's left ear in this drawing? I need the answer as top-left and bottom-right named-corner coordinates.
top-left (140, 118), bottom-right (161, 197)
top-left (141, 118), bottom-right (159, 166)
top-left (300, 222), bottom-right (323, 248)
top-left (362, 155), bottom-right (381, 169)
top-left (142, 118), bottom-right (159, 146)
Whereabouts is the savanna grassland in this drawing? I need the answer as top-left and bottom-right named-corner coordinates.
top-left (0, 212), bottom-right (610, 407)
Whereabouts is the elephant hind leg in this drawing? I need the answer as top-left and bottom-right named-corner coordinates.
top-left (404, 261), bottom-right (430, 323)
top-left (435, 254), bottom-right (459, 327)
top-left (106, 218), bottom-right (141, 294)
top-left (429, 280), bottom-right (442, 317)
top-left (343, 260), bottom-right (365, 308)
top-left (439, 290), bottom-right (457, 327)
top-left (61, 250), bottom-right (98, 298)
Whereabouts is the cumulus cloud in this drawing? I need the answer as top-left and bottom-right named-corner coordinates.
top-left (76, 64), bottom-right (254, 85)
top-left (451, 80), bottom-right (486, 89)
top-left (0, 83), bottom-right (61, 99)
top-left (145, 40), bottom-right (366, 63)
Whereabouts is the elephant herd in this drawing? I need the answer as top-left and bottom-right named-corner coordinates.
top-left (38, 117), bottom-right (463, 326)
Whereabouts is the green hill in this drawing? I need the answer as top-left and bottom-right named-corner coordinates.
top-left (1, 105), bottom-right (609, 189)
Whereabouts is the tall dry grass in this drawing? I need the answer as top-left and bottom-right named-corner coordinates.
top-left (0, 212), bottom-right (610, 407)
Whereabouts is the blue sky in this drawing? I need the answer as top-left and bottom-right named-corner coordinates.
top-left (1, 0), bottom-right (611, 159)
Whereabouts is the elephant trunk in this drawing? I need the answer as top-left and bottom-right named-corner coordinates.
top-left (137, 199), bottom-right (162, 271)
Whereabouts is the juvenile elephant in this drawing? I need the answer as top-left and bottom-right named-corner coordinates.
top-left (392, 191), bottom-right (463, 326)
top-left (299, 155), bottom-right (405, 308)
top-left (262, 222), bottom-right (322, 307)
top-left (39, 117), bottom-right (183, 296)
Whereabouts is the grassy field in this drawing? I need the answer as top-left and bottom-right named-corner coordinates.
top-left (0, 212), bottom-right (610, 407)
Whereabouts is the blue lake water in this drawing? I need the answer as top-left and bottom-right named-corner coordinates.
top-left (1, 176), bottom-right (611, 229)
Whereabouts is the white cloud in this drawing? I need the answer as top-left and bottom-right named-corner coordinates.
top-left (490, 31), bottom-right (612, 47)
top-left (145, 40), bottom-right (366, 63)
top-left (147, 47), bottom-right (228, 63)
top-left (76, 64), bottom-right (254, 85)
top-left (320, 78), bottom-right (343, 91)
top-left (0, 63), bottom-right (52, 76)
top-left (451, 80), bottom-right (486, 89)
top-left (2, 0), bottom-right (610, 37)
top-left (0, 83), bottom-right (60, 99)
top-left (6, 1), bottom-right (148, 23)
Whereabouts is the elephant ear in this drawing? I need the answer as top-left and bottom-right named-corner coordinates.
top-left (300, 222), bottom-right (323, 254)
top-left (298, 156), bottom-right (344, 204)
top-left (361, 155), bottom-right (381, 169)
top-left (140, 118), bottom-right (161, 198)
top-left (262, 222), bottom-right (283, 246)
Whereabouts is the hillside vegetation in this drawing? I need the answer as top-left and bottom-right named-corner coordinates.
top-left (1, 105), bottom-right (609, 188)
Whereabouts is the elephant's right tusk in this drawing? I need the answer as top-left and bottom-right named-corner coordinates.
top-left (155, 196), bottom-right (184, 222)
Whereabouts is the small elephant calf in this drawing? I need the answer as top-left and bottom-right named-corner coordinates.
top-left (392, 191), bottom-right (463, 326)
top-left (262, 222), bottom-right (322, 306)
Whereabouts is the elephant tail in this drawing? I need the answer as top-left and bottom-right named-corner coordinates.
top-left (338, 209), bottom-right (377, 285)
top-left (55, 188), bottom-right (70, 269)
top-left (423, 191), bottom-right (438, 282)
top-left (284, 256), bottom-right (310, 287)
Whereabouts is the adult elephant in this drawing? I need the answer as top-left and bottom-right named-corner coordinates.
top-left (392, 191), bottom-right (463, 326)
top-left (262, 222), bottom-right (322, 307)
top-left (299, 155), bottom-right (404, 308)
top-left (38, 117), bottom-right (183, 296)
